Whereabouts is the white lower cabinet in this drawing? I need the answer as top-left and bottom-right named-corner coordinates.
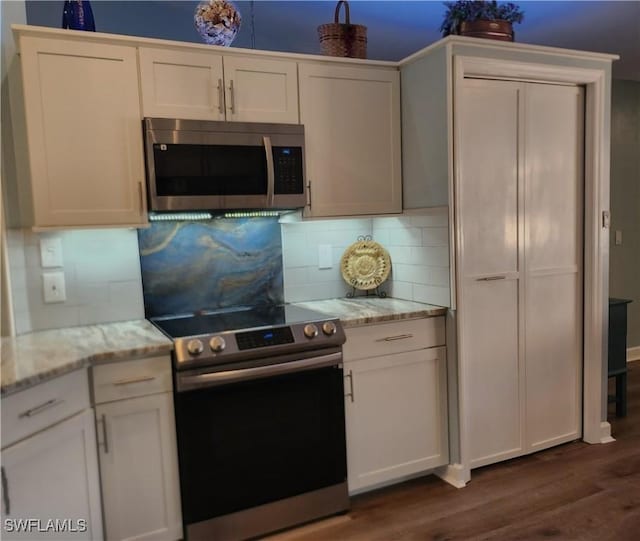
top-left (1, 372), bottom-right (103, 540)
top-left (343, 318), bottom-right (448, 494)
top-left (92, 356), bottom-right (182, 541)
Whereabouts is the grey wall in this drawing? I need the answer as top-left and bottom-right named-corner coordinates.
top-left (609, 79), bottom-right (640, 349)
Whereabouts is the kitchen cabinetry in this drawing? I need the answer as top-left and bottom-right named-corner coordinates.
top-left (92, 355), bottom-right (182, 541)
top-left (14, 34), bottom-right (147, 228)
top-left (342, 317), bottom-right (448, 493)
top-left (0, 370), bottom-right (103, 540)
top-left (298, 63), bottom-right (401, 217)
top-left (139, 47), bottom-right (299, 123)
top-left (401, 39), bottom-right (615, 474)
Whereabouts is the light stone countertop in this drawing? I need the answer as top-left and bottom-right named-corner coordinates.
top-left (1, 320), bottom-right (172, 397)
top-left (292, 298), bottom-right (447, 327)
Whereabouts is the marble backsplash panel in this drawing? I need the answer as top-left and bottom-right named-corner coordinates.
top-left (138, 218), bottom-right (283, 318)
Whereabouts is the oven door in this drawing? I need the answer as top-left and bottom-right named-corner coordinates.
top-left (173, 350), bottom-right (348, 539)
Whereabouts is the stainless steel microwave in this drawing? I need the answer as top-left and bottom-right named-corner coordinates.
top-left (143, 118), bottom-right (307, 211)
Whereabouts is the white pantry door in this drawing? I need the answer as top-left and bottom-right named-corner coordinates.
top-left (524, 83), bottom-right (584, 452)
top-left (457, 78), bottom-right (524, 468)
top-left (457, 77), bottom-right (584, 468)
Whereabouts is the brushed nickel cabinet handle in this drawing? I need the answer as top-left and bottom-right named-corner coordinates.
top-left (18, 398), bottom-right (65, 418)
top-left (307, 180), bottom-right (312, 208)
top-left (216, 78), bottom-right (224, 114)
top-left (1, 466), bottom-right (10, 515)
top-left (476, 276), bottom-right (506, 281)
top-left (344, 370), bottom-right (355, 402)
top-left (264, 136), bottom-right (275, 207)
top-left (376, 333), bottom-right (413, 342)
top-left (113, 375), bottom-right (156, 386)
top-left (228, 79), bottom-right (235, 114)
top-left (99, 414), bottom-right (109, 454)
top-left (138, 182), bottom-right (144, 215)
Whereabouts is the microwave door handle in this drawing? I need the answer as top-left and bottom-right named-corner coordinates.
top-left (263, 136), bottom-right (275, 207)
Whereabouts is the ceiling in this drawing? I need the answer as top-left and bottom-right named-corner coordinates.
top-left (25, 1), bottom-right (640, 80)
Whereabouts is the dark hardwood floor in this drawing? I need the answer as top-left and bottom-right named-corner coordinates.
top-left (270, 362), bottom-right (640, 541)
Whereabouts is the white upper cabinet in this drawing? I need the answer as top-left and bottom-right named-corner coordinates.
top-left (298, 63), bottom-right (402, 217)
top-left (139, 47), bottom-right (299, 123)
top-left (17, 36), bottom-right (147, 229)
top-left (223, 56), bottom-right (299, 123)
top-left (139, 48), bottom-right (225, 121)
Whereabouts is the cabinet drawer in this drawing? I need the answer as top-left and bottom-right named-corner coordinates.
top-left (343, 317), bottom-right (445, 361)
top-left (1, 369), bottom-right (90, 449)
top-left (92, 355), bottom-right (172, 404)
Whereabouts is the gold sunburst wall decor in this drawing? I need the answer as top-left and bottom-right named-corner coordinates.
top-left (340, 236), bottom-right (391, 292)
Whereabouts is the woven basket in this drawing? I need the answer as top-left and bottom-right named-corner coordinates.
top-left (318, 1), bottom-right (367, 59)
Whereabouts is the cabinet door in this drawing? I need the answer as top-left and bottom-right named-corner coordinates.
top-left (344, 346), bottom-right (448, 493)
top-left (0, 410), bottom-right (103, 540)
top-left (95, 393), bottom-right (182, 541)
top-left (139, 47), bottom-right (225, 121)
top-left (299, 63), bottom-right (401, 217)
top-left (223, 56), bottom-right (298, 123)
top-left (524, 83), bottom-right (583, 452)
top-left (19, 37), bottom-right (146, 228)
top-left (456, 78), bottom-right (525, 468)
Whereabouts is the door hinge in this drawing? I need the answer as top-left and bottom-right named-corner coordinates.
top-left (602, 210), bottom-right (610, 229)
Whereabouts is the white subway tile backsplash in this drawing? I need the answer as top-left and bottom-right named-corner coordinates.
top-left (413, 284), bottom-right (450, 307)
top-left (428, 266), bottom-right (452, 287)
top-left (387, 246), bottom-right (412, 265)
top-left (411, 246), bottom-right (450, 267)
top-left (283, 209), bottom-right (451, 307)
top-left (387, 227), bottom-right (423, 247)
top-left (422, 227), bottom-right (449, 247)
top-left (7, 227), bottom-right (145, 334)
top-left (283, 267), bottom-right (309, 286)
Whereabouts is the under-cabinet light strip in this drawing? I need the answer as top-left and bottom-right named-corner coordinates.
top-left (148, 212), bottom-right (213, 222)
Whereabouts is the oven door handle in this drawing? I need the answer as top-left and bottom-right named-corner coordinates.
top-left (177, 352), bottom-right (342, 390)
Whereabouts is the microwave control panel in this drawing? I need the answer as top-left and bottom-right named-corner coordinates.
top-left (273, 147), bottom-right (303, 194)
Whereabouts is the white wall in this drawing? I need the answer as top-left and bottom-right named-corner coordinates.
top-left (282, 208), bottom-right (451, 307)
top-left (7, 228), bottom-right (144, 334)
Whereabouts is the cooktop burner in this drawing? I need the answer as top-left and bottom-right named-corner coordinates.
top-left (151, 304), bottom-right (331, 338)
top-left (150, 304), bottom-right (345, 369)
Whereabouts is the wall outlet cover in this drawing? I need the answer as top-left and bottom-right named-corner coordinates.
top-left (318, 244), bottom-right (333, 269)
top-left (40, 236), bottom-right (64, 268)
top-left (43, 272), bottom-right (66, 303)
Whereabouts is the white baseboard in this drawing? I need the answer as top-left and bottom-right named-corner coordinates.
top-left (434, 463), bottom-right (469, 488)
top-left (628, 346), bottom-right (640, 363)
top-left (599, 421), bottom-right (615, 444)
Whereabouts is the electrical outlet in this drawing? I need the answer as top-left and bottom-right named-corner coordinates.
top-left (318, 244), bottom-right (333, 269)
top-left (43, 272), bottom-right (66, 303)
top-left (40, 236), bottom-right (63, 268)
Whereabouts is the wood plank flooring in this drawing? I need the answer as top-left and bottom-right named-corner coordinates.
top-left (269, 362), bottom-right (640, 541)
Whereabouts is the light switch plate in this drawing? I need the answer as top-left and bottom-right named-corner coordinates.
top-left (318, 244), bottom-right (333, 269)
top-left (615, 230), bottom-right (623, 245)
top-left (43, 272), bottom-right (66, 303)
top-left (40, 236), bottom-right (63, 268)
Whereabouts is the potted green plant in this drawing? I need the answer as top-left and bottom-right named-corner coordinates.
top-left (440, 0), bottom-right (524, 42)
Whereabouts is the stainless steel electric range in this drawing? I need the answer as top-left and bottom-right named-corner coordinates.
top-left (150, 304), bottom-right (349, 541)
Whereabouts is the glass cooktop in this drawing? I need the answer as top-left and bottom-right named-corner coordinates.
top-left (150, 304), bottom-right (330, 339)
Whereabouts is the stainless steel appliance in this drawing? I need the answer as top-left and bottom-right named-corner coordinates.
top-left (150, 304), bottom-right (349, 541)
top-left (143, 118), bottom-right (307, 212)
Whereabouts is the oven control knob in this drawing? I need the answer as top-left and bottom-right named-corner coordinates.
top-left (209, 336), bottom-right (226, 353)
top-left (322, 321), bottom-right (337, 336)
top-left (304, 324), bottom-right (319, 339)
top-left (187, 339), bottom-right (204, 356)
